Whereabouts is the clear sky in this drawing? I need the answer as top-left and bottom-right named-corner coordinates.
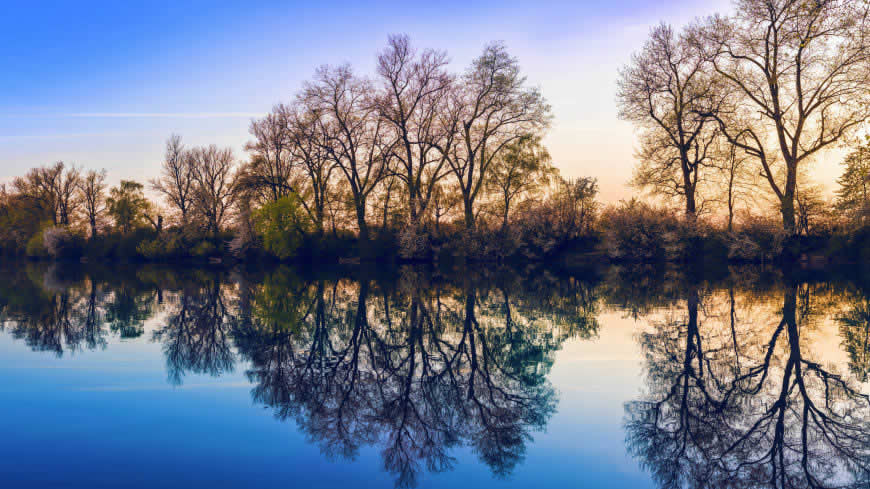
top-left (4, 0), bottom-right (841, 202)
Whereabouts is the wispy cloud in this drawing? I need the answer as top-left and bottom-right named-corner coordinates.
top-left (64, 112), bottom-right (264, 119)
top-left (0, 131), bottom-right (135, 141)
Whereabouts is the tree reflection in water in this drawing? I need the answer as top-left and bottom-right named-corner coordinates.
top-left (152, 274), bottom-right (236, 385)
top-left (0, 263), bottom-right (596, 488)
top-left (0, 264), bottom-right (110, 354)
top-left (232, 266), bottom-right (595, 487)
top-left (626, 272), bottom-right (870, 488)
top-left (4, 262), bottom-right (870, 487)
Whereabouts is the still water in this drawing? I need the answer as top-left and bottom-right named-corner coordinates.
top-left (1, 262), bottom-right (869, 488)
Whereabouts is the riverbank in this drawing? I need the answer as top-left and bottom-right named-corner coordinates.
top-left (7, 225), bottom-right (870, 269)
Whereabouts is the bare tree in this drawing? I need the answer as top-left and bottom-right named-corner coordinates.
top-left (711, 140), bottom-right (754, 232)
top-left (242, 107), bottom-right (295, 203)
top-left (189, 145), bottom-right (237, 236)
top-left (302, 65), bottom-right (390, 242)
top-left (430, 183), bottom-right (459, 236)
top-left (700, 0), bottom-right (870, 234)
top-left (286, 103), bottom-right (336, 235)
top-left (53, 163), bottom-right (81, 226)
top-left (444, 42), bottom-right (551, 231)
top-left (79, 169), bottom-right (107, 238)
top-left (13, 162), bottom-right (81, 227)
top-left (151, 134), bottom-right (195, 225)
top-left (375, 34), bottom-right (454, 229)
top-left (618, 23), bottom-right (723, 219)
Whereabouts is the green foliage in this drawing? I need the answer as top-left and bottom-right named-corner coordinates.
top-left (23, 222), bottom-right (85, 259)
top-left (488, 134), bottom-right (554, 228)
top-left (25, 230), bottom-right (48, 258)
top-left (0, 194), bottom-right (51, 254)
top-left (137, 234), bottom-right (184, 260)
top-left (836, 142), bottom-right (870, 227)
top-left (106, 180), bottom-right (150, 235)
top-left (254, 195), bottom-right (309, 260)
top-left (251, 268), bottom-right (310, 331)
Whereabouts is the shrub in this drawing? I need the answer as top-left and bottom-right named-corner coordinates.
top-left (599, 200), bottom-right (684, 261)
top-left (398, 224), bottom-right (431, 260)
top-left (726, 214), bottom-right (787, 262)
top-left (136, 234), bottom-right (184, 260)
top-left (25, 226), bottom-right (83, 259)
top-left (43, 227), bottom-right (78, 259)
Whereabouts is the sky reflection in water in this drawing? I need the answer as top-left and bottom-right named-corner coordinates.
top-left (0, 263), bottom-right (868, 488)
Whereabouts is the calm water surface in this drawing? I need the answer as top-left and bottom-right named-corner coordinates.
top-left (1, 262), bottom-right (869, 488)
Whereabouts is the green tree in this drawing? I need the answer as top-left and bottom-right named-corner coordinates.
top-left (106, 180), bottom-right (150, 235)
top-left (255, 194), bottom-right (310, 259)
top-left (836, 142), bottom-right (870, 227)
top-left (488, 134), bottom-right (553, 230)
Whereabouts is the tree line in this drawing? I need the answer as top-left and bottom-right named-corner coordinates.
top-left (0, 35), bottom-right (598, 262)
top-left (617, 0), bottom-right (870, 236)
top-left (4, 0), bottom-right (870, 264)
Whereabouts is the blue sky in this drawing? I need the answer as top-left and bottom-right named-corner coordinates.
top-left (6, 0), bottom-right (812, 202)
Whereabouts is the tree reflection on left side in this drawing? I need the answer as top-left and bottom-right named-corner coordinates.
top-left (0, 263), bottom-right (598, 488)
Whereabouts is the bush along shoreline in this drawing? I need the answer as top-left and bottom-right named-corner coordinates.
top-left (9, 205), bottom-right (870, 267)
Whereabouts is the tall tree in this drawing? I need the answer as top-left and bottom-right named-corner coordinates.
top-left (189, 145), bottom-right (237, 236)
top-left (286, 103), bottom-right (335, 235)
top-left (106, 180), bottom-right (150, 235)
top-left (12, 162), bottom-right (81, 226)
top-left (79, 169), bottom-right (107, 238)
top-left (445, 42), bottom-right (551, 231)
top-left (375, 34), bottom-right (454, 229)
top-left (618, 23), bottom-right (722, 219)
top-left (712, 140), bottom-right (754, 232)
top-left (242, 107), bottom-right (296, 203)
top-left (151, 134), bottom-right (195, 225)
top-left (53, 163), bottom-right (81, 226)
top-left (700, 0), bottom-right (870, 234)
top-left (302, 65), bottom-right (390, 242)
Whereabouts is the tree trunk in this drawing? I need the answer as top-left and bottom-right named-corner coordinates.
top-left (685, 188), bottom-right (696, 220)
top-left (356, 204), bottom-right (369, 243)
top-left (781, 163), bottom-right (798, 235)
top-left (382, 185), bottom-right (391, 230)
top-left (781, 195), bottom-right (796, 235)
top-left (463, 198), bottom-right (474, 231)
top-left (315, 202), bottom-right (325, 236)
top-left (727, 201), bottom-right (734, 233)
top-left (408, 187), bottom-right (418, 225)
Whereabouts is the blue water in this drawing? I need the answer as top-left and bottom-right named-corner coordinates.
top-left (1, 263), bottom-right (867, 488)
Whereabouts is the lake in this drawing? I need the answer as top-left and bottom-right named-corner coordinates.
top-left (1, 261), bottom-right (869, 488)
